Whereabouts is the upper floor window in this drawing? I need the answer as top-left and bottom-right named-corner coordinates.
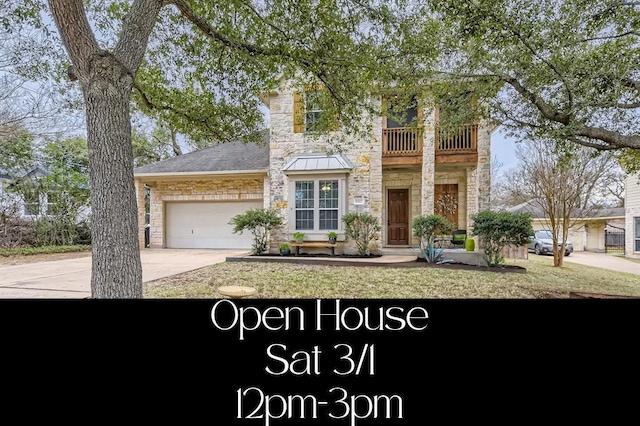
top-left (383, 95), bottom-right (420, 129)
top-left (305, 91), bottom-right (324, 132)
top-left (293, 89), bottom-right (337, 134)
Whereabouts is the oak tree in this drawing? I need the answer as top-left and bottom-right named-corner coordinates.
top-left (8, 0), bottom-right (400, 297)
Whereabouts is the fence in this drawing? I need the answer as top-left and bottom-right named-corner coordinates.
top-left (605, 229), bottom-right (625, 254)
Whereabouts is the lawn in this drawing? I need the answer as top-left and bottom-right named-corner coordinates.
top-left (144, 255), bottom-right (640, 299)
top-left (0, 245), bottom-right (92, 266)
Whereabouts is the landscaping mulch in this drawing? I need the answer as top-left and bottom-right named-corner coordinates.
top-left (228, 255), bottom-right (526, 273)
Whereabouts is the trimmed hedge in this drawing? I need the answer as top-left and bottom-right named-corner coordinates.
top-left (0, 245), bottom-right (91, 257)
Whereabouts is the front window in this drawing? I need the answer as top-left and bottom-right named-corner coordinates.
top-left (635, 218), bottom-right (640, 252)
top-left (293, 178), bottom-right (341, 231)
top-left (24, 191), bottom-right (40, 216)
top-left (295, 181), bottom-right (315, 230)
top-left (319, 180), bottom-right (339, 230)
top-left (46, 191), bottom-right (62, 215)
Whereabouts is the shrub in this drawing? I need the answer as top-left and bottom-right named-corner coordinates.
top-left (0, 216), bottom-right (38, 248)
top-left (0, 245), bottom-right (91, 257)
top-left (341, 212), bottom-right (381, 256)
top-left (465, 238), bottom-right (475, 252)
top-left (412, 215), bottom-right (454, 262)
top-left (230, 208), bottom-right (283, 255)
top-left (471, 210), bottom-right (533, 267)
top-left (74, 220), bottom-right (92, 245)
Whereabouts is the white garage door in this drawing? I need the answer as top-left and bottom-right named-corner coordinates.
top-left (166, 201), bottom-right (262, 249)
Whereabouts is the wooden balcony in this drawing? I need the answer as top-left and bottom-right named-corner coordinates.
top-left (382, 127), bottom-right (423, 166)
top-left (382, 124), bottom-right (479, 166)
top-left (435, 124), bottom-right (478, 164)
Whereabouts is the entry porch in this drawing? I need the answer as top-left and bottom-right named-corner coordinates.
top-left (381, 165), bottom-right (478, 248)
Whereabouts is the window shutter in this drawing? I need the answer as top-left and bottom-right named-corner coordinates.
top-left (293, 92), bottom-right (305, 133)
top-left (381, 95), bottom-right (387, 128)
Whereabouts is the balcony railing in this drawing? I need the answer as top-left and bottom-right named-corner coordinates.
top-left (382, 127), bottom-right (423, 156)
top-left (435, 124), bottom-right (478, 153)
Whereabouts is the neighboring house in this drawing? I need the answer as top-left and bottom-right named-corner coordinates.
top-left (626, 174), bottom-right (640, 259)
top-left (0, 166), bottom-right (48, 217)
top-left (507, 200), bottom-right (625, 252)
top-left (0, 166), bottom-right (90, 220)
top-left (133, 81), bottom-right (493, 251)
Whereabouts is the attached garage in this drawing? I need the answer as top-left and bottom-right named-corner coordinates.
top-left (165, 200), bottom-right (263, 249)
top-left (133, 140), bottom-right (270, 250)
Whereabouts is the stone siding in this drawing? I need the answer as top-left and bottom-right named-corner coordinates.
top-left (137, 177), bottom-right (264, 248)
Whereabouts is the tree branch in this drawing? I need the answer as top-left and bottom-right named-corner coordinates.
top-left (613, 101), bottom-right (640, 109)
top-left (167, 0), bottom-right (285, 58)
top-left (114, 0), bottom-right (164, 76)
top-left (48, 0), bottom-right (101, 81)
top-left (569, 30), bottom-right (639, 45)
top-left (495, 70), bottom-right (571, 125)
top-left (469, 1), bottom-right (574, 110)
top-left (133, 82), bottom-right (231, 142)
top-left (622, 78), bottom-right (640, 91)
top-left (566, 136), bottom-right (619, 150)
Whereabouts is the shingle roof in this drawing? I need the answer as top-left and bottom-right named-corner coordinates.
top-left (507, 199), bottom-right (625, 219)
top-left (133, 134), bottom-right (270, 175)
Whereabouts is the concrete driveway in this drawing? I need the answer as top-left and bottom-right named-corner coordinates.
top-left (561, 251), bottom-right (640, 275)
top-left (0, 249), bottom-right (246, 298)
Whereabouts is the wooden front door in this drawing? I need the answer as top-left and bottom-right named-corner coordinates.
top-left (388, 189), bottom-right (409, 245)
top-left (434, 184), bottom-right (459, 228)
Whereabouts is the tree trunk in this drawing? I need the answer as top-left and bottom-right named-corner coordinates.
top-left (84, 55), bottom-right (142, 298)
top-left (48, 0), bottom-right (163, 297)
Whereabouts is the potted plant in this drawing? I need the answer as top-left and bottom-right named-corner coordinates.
top-left (279, 242), bottom-right (291, 256)
top-left (327, 231), bottom-right (338, 244)
top-left (465, 237), bottom-right (475, 252)
top-left (293, 231), bottom-right (305, 243)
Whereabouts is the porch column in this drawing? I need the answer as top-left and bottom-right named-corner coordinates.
top-left (421, 109), bottom-right (436, 215)
top-left (477, 124), bottom-right (492, 211)
top-left (370, 110), bottom-right (384, 240)
top-left (134, 179), bottom-right (146, 249)
top-left (466, 167), bottom-right (478, 234)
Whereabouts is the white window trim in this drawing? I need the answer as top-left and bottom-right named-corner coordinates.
top-left (635, 217), bottom-right (640, 253)
top-left (288, 174), bottom-right (348, 240)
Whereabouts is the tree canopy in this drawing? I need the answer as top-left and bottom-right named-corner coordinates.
top-left (406, 0), bottom-right (639, 155)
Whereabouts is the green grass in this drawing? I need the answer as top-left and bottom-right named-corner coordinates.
top-left (144, 255), bottom-right (640, 299)
top-left (0, 245), bottom-right (91, 257)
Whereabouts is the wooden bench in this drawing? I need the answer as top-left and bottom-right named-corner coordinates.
top-left (289, 242), bottom-right (340, 256)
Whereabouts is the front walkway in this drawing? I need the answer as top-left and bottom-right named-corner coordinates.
top-left (0, 249), bottom-right (246, 298)
top-left (562, 251), bottom-right (640, 276)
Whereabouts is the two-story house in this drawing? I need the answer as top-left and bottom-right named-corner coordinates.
top-left (133, 81), bottom-right (493, 252)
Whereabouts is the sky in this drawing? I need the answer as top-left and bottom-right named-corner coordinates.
top-left (490, 127), bottom-right (519, 172)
